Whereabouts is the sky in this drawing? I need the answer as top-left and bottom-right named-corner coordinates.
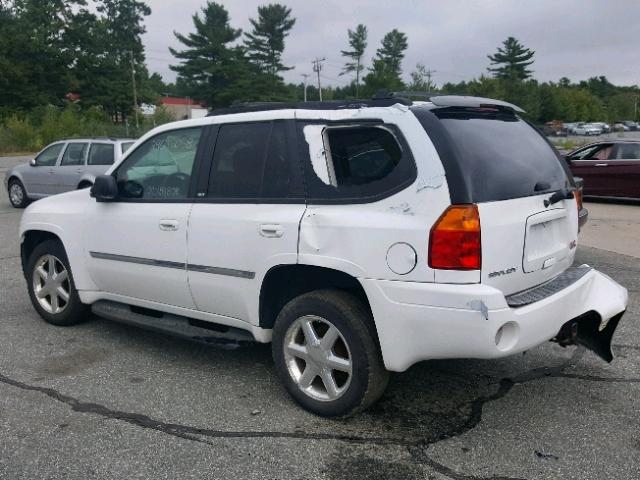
top-left (142, 0), bottom-right (640, 89)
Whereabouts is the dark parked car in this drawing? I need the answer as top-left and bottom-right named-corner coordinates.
top-left (564, 140), bottom-right (640, 199)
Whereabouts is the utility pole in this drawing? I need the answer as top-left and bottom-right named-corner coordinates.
top-left (425, 68), bottom-right (437, 91)
top-left (312, 57), bottom-right (325, 101)
top-left (130, 52), bottom-right (139, 129)
top-left (301, 73), bottom-right (310, 102)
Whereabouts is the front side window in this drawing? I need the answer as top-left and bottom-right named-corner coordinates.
top-left (35, 143), bottom-right (64, 166)
top-left (88, 144), bottom-right (115, 166)
top-left (60, 143), bottom-right (88, 166)
top-left (207, 122), bottom-right (293, 199)
top-left (115, 127), bottom-right (202, 200)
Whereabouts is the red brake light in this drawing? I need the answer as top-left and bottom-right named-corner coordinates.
top-left (429, 205), bottom-right (481, 270)
top-left (575, 188), bottom-right (583, 212)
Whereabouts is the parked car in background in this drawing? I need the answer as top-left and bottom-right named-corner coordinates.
top-left (565, 140), bottom-right (640, 199)
top-left (5, 137), bottom-right (135, 208)
top-left (573, 123), bottom-right (602, 136)
top-left (622, 121), bottom-right (638, 131)
top-left (591, 122), bottom-right (610, 133)
top-left (613, 123), bottom-right (630, 132)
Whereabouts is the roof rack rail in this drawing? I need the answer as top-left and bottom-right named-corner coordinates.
top-left (372, 90), bottom-right (442, 101)
top-left (206, 97), bottom-right (412, 116)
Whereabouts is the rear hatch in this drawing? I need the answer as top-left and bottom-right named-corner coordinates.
top-left (413, 106), bottom-right (578, 296)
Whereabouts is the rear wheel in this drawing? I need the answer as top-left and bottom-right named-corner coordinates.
top-left (26, 239), bottom-right (89, 326)
top-left (8, 179), bottom-right (29, 208)
top-left (272, 290), bottom-right (388, 416)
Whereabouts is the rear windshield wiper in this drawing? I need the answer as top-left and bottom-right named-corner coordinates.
top-left (544, 188), bottom-right (574, 207)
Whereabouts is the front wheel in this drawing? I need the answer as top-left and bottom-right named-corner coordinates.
top-left (8, 179), bottom-right (29, 208)
top-left (26, 239), bottom-right (90, 326)
top-left (272, 290), bottom-right (389, 416)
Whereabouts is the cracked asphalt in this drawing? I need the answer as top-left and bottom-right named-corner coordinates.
top-left (1, 155), bottom-right (639, 479)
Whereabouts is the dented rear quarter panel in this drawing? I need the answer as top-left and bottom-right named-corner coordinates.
top-left (298, 106), bottom-right (451, 282)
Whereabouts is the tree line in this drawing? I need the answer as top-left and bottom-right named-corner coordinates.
top-left (1, 0), bottom-right (638, 131)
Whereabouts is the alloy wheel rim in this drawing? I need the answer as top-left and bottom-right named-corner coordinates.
top-left (32, 254), bottom-right (70, 314)
top-left (283, 315), bottom-right (352, 402)
top-left (9, 183), bottom-right (23, 205)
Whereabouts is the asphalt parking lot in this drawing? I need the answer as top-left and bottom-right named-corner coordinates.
top-left (1, 155), bottom-right (639, 479)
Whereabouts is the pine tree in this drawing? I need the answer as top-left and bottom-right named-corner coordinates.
top-left (340, 24), bottom-right (367, 99)
top-left (244, 3), bottom-right (295, 95)
top-left (376, 29), bottom-right (408, 77)
top-left (170, 2), bottom-right (250, 108)
top-left (488, 37), bottom-right (535, 81)
top-left (362, 29), bottom-right (408, 95)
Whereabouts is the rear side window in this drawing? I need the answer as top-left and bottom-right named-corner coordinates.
top-left (207, 121), bottom-right (296, 199)
top-left (614, 143), bottom-right (640, 160)
top-left (61, 143), bottom-right (88, 166)
top-left (412, 107), bottom-right (570, 203)
top-left (297, 122), bottom-right (416, 202)
top-left (121, 142), bottom-right (135, 154)
top-left (88, 144), bottom-right (115, 166)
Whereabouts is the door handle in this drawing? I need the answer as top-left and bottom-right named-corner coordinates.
top-left (76, 168), bottom-right (84, 173)
top-left (159, 219), bottom-right (179, 231)
top-left (594, 163), bottom-right (608, 167)
top-left (259, 224), bottom-right (284, 238)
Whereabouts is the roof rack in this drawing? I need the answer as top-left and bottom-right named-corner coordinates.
top-left (206, 97), bottom-right (412, 116)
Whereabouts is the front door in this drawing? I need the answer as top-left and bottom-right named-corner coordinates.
top-left (187, 119), bottom-right (306, 324)
top-left (24, 142), bottom-right (66, 196)
top-left (605, 143), bottom-right (640, 198)
top-left (55, 142), bottom-right (89, 193)
top-left (85, 126), bottom-right (205, 308)
top-left (568, 143), bottom-right (613, 196)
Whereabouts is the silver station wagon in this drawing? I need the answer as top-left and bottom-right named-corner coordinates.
top-left (5, 137), bottom-right (135, 208)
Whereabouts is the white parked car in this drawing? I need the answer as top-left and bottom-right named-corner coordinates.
top-left (18, 96), bottom-right (628, 416)
top-left (5, 137), bottom-right (135, 208)
top-left (573, 123), bottom-right (602, 136)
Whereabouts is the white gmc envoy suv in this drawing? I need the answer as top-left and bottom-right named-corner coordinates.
top-left (19, 95), bottom-right (628, 416)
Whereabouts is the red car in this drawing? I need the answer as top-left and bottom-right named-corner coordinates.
top-left (565, 140), bottom-right (640, 199)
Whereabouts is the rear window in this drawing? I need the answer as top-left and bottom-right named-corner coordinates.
top-left (412, 107), bottom-right (571, 203)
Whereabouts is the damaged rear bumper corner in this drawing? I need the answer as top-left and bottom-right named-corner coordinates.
top-left (361, 266), bottom-right (628, 372)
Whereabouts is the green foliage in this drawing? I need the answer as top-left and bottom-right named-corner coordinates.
top-left (244, 4), bottom-right (295, 80)
top-left (362, 29), bottom-right (408, 96)
top-left (170, 2), bottom-right (253, 108)
top-left (488, 36), bottom-right (535, 81)
top-left (340, 24), bottom-right (367, 98)
top-left (409, 64), bottom-right (437, 92)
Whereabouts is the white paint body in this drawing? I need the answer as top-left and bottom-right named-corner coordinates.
top-left (19, 105), bottom-right (628, 371)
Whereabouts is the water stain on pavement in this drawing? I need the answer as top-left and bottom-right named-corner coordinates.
top-left (34, 347), bottom-right (111, 377)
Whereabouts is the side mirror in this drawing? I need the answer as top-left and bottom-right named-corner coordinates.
top-left (29, 158), bottom-right (36, 166)
top-left (90, 175), bottom-right (118, 202)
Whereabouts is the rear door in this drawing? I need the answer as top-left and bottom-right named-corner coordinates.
top-left (416, 107), bottom-right (577, 296)
top-left (55, 142), bottom-right (89, 193)
top-left (605, 143), bottom-right (640, 198)
top-left (187, 119), bottom-right (306, 324)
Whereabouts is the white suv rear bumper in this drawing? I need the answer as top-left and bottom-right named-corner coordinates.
top-left (361, 266), bottom-right (628, 372)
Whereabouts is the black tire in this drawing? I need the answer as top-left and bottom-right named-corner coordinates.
top-left (8, 178), bottom-right (29, 208)
top-left (26, 239), bottom-right (90, 326)
top-left (272, 289), bottom-right (389, 417)
top-left (77, 182), bottom-right (93, 190)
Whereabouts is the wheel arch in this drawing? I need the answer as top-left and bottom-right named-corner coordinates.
top-left (259, 264), bottom-right (375, 332)
top-left (20, 230), bottom-right (64, 278)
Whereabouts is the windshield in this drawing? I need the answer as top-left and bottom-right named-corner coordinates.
top-left (413, 107), bottom-right (571, 203)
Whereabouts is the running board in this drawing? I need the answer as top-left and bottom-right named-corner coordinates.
top-left (91, 300), bottom-right (254, 348)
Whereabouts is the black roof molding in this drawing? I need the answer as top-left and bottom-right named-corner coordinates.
top-left (207, 97), bottom-right (411, 117)
top-left (205, 91), bottom-right (524, 116)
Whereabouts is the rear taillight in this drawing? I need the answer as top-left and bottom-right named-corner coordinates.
top-left (429, 205), bottom-right (481, 270)
top-left (575, 188), bottom-right (583, 212)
